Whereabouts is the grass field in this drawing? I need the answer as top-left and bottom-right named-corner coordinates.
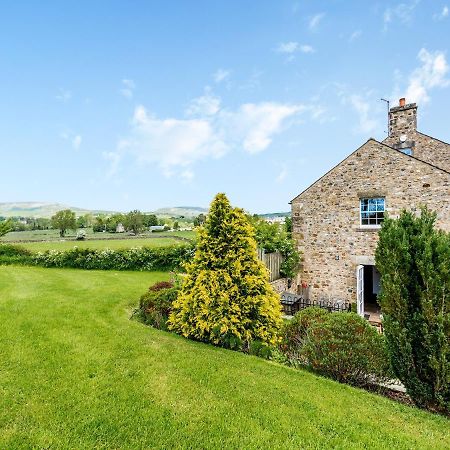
top-left (17, 237), bottom-right (187, 252)
top-left (1, 229), bottom-right (196, 242)
top-left (1, 229), bottom-right (196, 252)
top-left (0, 266), bottom-right (448, 449)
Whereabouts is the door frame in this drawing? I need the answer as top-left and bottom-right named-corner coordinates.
top-left (356, 264), bottom-right (364, 317)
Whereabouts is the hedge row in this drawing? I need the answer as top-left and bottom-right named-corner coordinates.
top-left (0, 244), bottom-right (195, 271)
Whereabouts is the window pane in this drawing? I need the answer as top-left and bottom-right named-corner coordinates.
top-left (360, 197), bottom-right (385, 225)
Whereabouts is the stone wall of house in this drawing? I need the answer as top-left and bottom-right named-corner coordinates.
top-left (384, 130), bottom-right (450, 173)
top-left (291, 139), bottom-right (450, 304)
top-left (383, 102), bottom-right (450, 172)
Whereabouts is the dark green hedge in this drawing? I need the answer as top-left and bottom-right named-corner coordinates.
top-left (0, 243), bottom-right (195, 272)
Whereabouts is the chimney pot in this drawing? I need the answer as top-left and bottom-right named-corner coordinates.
top-left (399, 97), bottom-right (406, 107)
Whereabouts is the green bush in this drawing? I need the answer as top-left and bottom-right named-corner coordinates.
top-left (375, 208), bottom-right (450, 412)
top-left (31, 244), bottom-right (195, 271)
top-left (302, 312), bottom-right (391, 387)
top-left (169, 193), bottom-right (282, 350)
top-left (0, 244), bottom-right (34, 266)
top-left (280, 307), bottom-right (329, 366)
top-left (139, 281), bottom-right (180, 330)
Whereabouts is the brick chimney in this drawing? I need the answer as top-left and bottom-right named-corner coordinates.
top-left (389, 98), bottom-right (417, 139)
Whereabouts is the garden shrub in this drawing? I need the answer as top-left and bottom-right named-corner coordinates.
top-left (169, 193), bottom-right (282, 350)
top-left (301, 312), bottom-right (391, 387)
top-left (31, 244), bottom-right (195, 271)
top-left (375, 208), bottom-right (450, 412)
top-left (0, 244), bottom-right (34, 265)
top-left (139, 281), bottom-right (180, 330)
top-left (280, 307), bottom-right (329, 366)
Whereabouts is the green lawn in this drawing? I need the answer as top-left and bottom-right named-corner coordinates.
top-left (18, 237), bottom-right (186, 252)
top-left (0, 266), bottom-right (448, 449)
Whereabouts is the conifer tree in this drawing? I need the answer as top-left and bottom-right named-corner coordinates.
top-left (375, 208), bottom-right (449, 412)
top-left (169, 193), bottom-right (282, 349)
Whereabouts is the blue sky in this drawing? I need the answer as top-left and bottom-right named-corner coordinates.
top-left (1, 1), bottom-right (449, 213)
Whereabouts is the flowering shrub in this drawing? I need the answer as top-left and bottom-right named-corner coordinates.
top-left (0, 242), bottom-right (194, 271)
top-left (24, 244), bottom-right (195, 271)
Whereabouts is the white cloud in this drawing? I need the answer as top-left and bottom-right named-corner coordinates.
top-left (219, 102), bottom-right (304, 154)
top-left (60, 130), bottom-right (82, 150)
top-left (181, 169), bottom-right (194, 182)
top-left (309, 13), bottom-right (325, 30)
top-left (348, 95), bottom-right (378, 134)
top-left (349, 30), bottom-right (362, 42)
top-left (213, 68), bottom-right (231, 83)
top-left (338, 89), bottom-right (378, 135)
top-left (107, 94), bottom-right (315, 177)
top-left (276, 165), bottom-right (288, 183)
top-left (56, 88), bottom-right (72, 102)
top-left (299, 44), bottom-right (315, 54)
top-left (102, 151), bottom-right (122, 177)
top-left (276, 42), bottom-right (315, 61)
top-left (433, 5), bottom-right (449, 20)
top-left (118, 105), bottom-right (227, 171)
top-left (120, 79), bottom-right (136, 99)
top-left (72, 135), bottom-right (82, 150)
top-left (276, 41), bottom-right (299, 54)
top-left (404, 48), bottom-right (450, 104)
top-left (186, 89), bottom-right (221, 116)
top-left (383, 0), bottom-right (419, 30)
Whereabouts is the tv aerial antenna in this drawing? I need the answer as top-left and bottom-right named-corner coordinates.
top-left (380, 98), bottom-right (390, 137)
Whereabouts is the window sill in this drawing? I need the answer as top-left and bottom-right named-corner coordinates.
top-left (357, 225), bottom-right (381, 232)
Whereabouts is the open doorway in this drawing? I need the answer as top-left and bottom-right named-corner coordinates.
top-left (356, 264), bottom-right (381, 323)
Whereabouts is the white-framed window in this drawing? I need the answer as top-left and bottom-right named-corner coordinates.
top-left (360, 198), bottom-right (385, 226)
top-left (400, 147), bottom-right (413, 156)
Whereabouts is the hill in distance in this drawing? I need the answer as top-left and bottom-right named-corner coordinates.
top-left (0, 202), bottom-right (288, 219)
top-left (0, 202), bottom-right (208, 219)
top-left (0, 202), bottom-right (120, 218)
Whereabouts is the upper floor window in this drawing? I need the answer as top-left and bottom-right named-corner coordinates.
top-left (360, 198), bottom-right (385, 226)
top-left (400, 147), bottom-right (413, 156)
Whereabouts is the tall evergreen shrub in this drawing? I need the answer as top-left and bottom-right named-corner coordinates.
top-left (375, 208), bottom-right (449, 412)
top-left (168, 193), bottom-right (282, 349)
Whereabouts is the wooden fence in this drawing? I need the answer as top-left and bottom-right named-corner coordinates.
top-left (257, 249), bottom-right (283, 282)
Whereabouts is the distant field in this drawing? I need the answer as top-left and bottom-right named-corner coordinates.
top-left (19, 237), bottom-right (188, 252)
top-left (1, 229), bottom-right (197, 253)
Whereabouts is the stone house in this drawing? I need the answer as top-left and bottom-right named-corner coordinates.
top-left (290, 99), bottom-right (450, 320)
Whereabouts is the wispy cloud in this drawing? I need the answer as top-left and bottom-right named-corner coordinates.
top-left (102, 151), bottom-right (122, 177)
top-left (56, 88), bottom-right (72, 102)
top-left (185, 88), bottom-right (221, 116)
top-left (276, 42), bottom-right (315, 61)
top-left (276, 164), bottom-right (288, 183)
top-left (213, 68), bottom-right (231, 83)
top-left (60, 130), bottom-right (82, 150)
top-left (337, 88), bottom-right (379, 135)
top-left (403, 48), bottom-right (450, 104)
top-left (349, 30), bottom-right (362, 42)
top-left (72, 135), bottom-right (82, 150)
top-left (105, 91), bottom-right (323, 178)
top-left (309, 13), bottom-right (325, 30)
top-left (383, 0), bottom-right (419, 30)
top-left (433, 5), bottom-right (449, 20)
top-left (120, 79), bottom-right (136, 99)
